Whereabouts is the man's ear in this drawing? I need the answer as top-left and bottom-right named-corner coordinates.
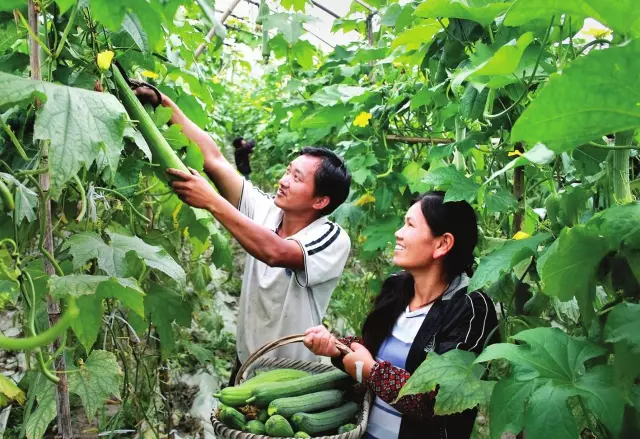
top-left (433, 232), bottom-right (455, 260)
top-left (313, 196), bottom-right (330, 212)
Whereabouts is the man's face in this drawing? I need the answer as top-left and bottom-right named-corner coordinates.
top-left (275, 154), bottom-right (326, 213)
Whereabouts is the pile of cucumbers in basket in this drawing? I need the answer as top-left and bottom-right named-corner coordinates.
top-left (214, 368), bottom-right (360, 437)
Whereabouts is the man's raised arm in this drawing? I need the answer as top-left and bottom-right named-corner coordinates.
top-left (135, 88), bottom-right (244, 207)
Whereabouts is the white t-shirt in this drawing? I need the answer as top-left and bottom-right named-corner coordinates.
top-left (235, 181), bottom-right (351, 363)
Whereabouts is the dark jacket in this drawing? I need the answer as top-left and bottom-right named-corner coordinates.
top-left (336, 273), bottom-right (499, 439)
top-left (234, 144), bottom-right (254, 175)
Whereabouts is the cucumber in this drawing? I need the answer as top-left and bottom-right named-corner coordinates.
top-left (247, 369), bottom-right (350, 407)
top-left (291, 402), bottom-right (359, 435)
top-left (243, 420), bottom-right (266, 435)
top-left (294, 432), bottom-right (311, 438)
top-left (0, 180), bottom-right (14, 212)
top-left (257, 408), bottom-right (269, 423)
top-left (265, 414), bottom-right (294, 437)
top-left (338, 423), bottom-right (357, 433)
top-left (214, 369), bottom-right (310, 407)
top-left (218, 406), bottom-right (246, 430)
top-left (268, 389), bottom-right (344, 417)
top-left (111, 65), bottom-right (189, 177)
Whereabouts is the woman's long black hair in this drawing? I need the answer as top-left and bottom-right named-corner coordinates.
top-left (361, 191), bottom-right (478, 356)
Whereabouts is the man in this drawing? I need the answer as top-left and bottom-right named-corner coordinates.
top-left (232, 137), bottom-right (254, 180)
top-left (134, 88), bottom-right (352, 377)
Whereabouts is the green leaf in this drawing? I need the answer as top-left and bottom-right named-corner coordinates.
top-left (123, 125), bottom-right (152, 161)
top-left (485, 187), bottom-right (518, 213)
top-left (69, 350), bottom-right (122, 422)
top-left (477, 327), bottom-right (605, 381)
top-left (397, 350), bottom-right (495, 415)
top-left (90, 0), bottom-right (128, 31)
top-left (183, 340), bottom-right (214, 364)
top-left (210, 228), bottom-right (233, 271)
top-left (401, 161), bottom-right (429, 193)
top-left (588, 202), bottom-right (640, 251)
top-left (512, 40), bottom-right (640, 152)
top-left (582, 0), bottom-right (640, 36)
top-left (121, 12), bottom-right (149, 54)
top-left (416, 0), bottom-right (512, 26)
top-left (280, 0), bottom-right (307, 11)
top-left (489, 377), bottom-right (535, 439)
top-left (0, 72), bottom-right (126, 197)
top-left (144, 284), bottom-right (193, 358)
top-left (574, 365), bottom-right (625, 435)
top-left (422, 166), bottom-right (480, 203)
top-left (62, 231), bottom-right (186, 282)
top-left (537, 225), bottom-right (609, 300)
top-left (362, 217), bottom-right (402, 252)
top-left (522, 381), bottom-right (578, 439)
top-left (291, 39), bottom-right (316, 69)
top-left (300, 104), bottom-right (349, 129)
top-left (469, 233), bottom-right (550, 291)
top-left (263, 13), bottom-right (309, 44)
top-left (0, 375), bottom-right (25, 404)
top-left (48, 275), bottom-right (145, 349)
top-left (604, 302), bottom-right (640, 353)
top-left (55, 0), bottom-right (76, 14)
top-left (0, 173), bottom-right (38, 224)
top-left (471, 32), bottom-right (534, 77)
top-left (0, 0), bottom-right (27, 12)
top-left (25, 378), bottom-right (57, 439)
top-left (503, 0), bottom-right (593, 27)
top-left (391, 19), bottom-right (443, 51)
top-left (310, 85), bottom-right (366, 106)
top-left (184, 142), bottom-right (204, 171)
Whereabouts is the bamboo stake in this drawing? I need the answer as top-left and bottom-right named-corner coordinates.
top-left (26, 1), bottom-right (73, 437)
top-left (385, 135), bottom-right (454, 145)
top-left (194, 0), bottom-right (242, 59)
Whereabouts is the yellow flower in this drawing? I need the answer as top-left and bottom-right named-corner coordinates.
top-left (96, 50), bottom-right (114, 71)
top-left (354, 193), bottom-right (376, 206)
top-left (508, 150), bottom-right (523, 157)
top-left (353, 111), bottom-right (373, 128)
top-left (141, 70), bottom-right (159, 79)
top-left (212, 76), bottom-right (221, 84)
top-left (392, 61), bottom-right (403, 68)
top-left (513, 231), bottom-right (531, 240)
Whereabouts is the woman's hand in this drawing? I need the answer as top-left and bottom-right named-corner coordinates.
top-left (343, 343), bottom-right (376, 382)
top-left (303, 325), bottom-right (340, 357)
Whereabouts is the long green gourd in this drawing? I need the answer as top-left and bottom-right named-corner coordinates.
top-left (111, 65), bottom-right (189, 176)
top-left (0, 298), bottom-right (79, 350)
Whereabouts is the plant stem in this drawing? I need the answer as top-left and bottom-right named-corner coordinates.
top-left (612, 130), bottom-right (634, 204)
top-left (94, 186), bottom-right (152, 223)
top-left (0, 117), bottom-right (30, 160)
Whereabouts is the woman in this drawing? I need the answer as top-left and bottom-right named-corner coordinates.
top-left (304, 191), bottom-right (498, 439)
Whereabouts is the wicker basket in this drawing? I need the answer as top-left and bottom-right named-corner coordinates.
top-left (211, 334), bottom-right (371, 439)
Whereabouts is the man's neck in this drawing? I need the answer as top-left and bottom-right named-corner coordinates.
top-left (277, 211), bottom-right (321, 238)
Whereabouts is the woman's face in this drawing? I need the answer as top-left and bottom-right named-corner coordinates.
top-left (393, 202), bottom-right (453, 270)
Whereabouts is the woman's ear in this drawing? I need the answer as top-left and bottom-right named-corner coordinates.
top-left (433, 232), bottom-right (455, 259)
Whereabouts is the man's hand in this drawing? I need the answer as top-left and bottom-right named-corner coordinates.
top-left (343, 343), bottom-right (376, 382)
top-left (167, 168), bottom-right (220, 211)
top-left (303, 325), bottom-right (340, 357)
top-left (133, 86), bottom-right (163, 108)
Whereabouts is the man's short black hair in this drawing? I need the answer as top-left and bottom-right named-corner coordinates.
top-left (300, 147), bottom-right (351, 216)
top-left (232, 137), bottom-right (245, 148)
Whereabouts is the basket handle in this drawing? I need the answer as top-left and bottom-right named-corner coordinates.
top-left (234, 333), bottom-right (352, 385)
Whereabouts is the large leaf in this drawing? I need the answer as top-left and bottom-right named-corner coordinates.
top-left (91, 0), bottom-right (165, 51)
top-left (397, 350), bottom-right (495, 415)
top-left (422, 166), bottom-right (480, 203)
top-left (0, 172), bottom-right (38, 223)
top-left (48, 275), bottom-right (145, 349)
top-left (489, 377), bottom-right (535, 439)
top-left (299, 104), bottom-right (349, 129)
top-left (604, 302), bottom-right (640, 353)
top-left (263, 13), bottom-right (309, 44)
top-left (121, 12), bottom-right (149, 53)
top-left (469, 233), bottom-right (550, 291)
top-left (391, 19), bottom-right (443, 51)
top-left (477, 328), bottom-right (624, 438)
top-left (0, 73), bottom-right (127, 197)
top-left (69, 350), bottom-right (122, 422)
top-left (416, 0), bottom-right (512, 26)
top-left (362, 217), bottom-right (402, 252)
top-left (310, 85), bottom-right (366, 106)
top-left (62, 231), bottom-right (185, 282)
top-left (537, 225), bottom-right (609, 300)
top-left (470, 32), bottom-right (534, 78)
top-left (0, 375), bottom-right (25, 404)
top-left (512, 40), bottom-right (640, 152)
top-left (25, 378), bottom-right (57, 439)
top-left (144, 284), bottom-right (193, 358)
top-left (583, 0), bottom-right (640, 36)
